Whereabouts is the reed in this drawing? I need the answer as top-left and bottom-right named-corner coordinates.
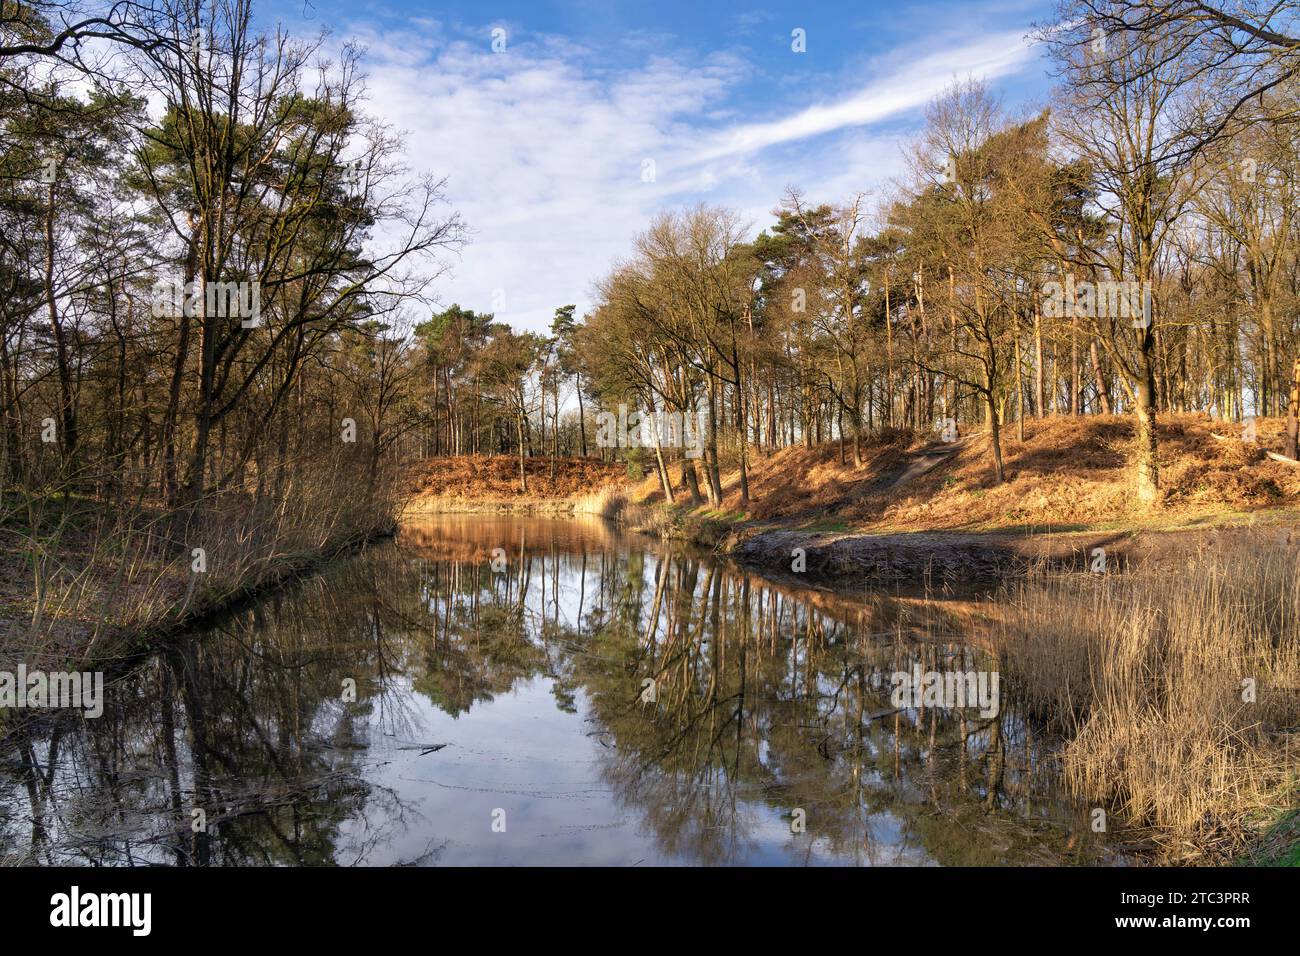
top-left (4, 454), bottom-right (400, 667)
top-left (994, 539), bottom-right (1300, 860)
top-left (570, 485), bottom-right (627, 519)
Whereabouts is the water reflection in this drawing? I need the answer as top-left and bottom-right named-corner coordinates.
top-left (0, 516), bottom-right (1116, 866)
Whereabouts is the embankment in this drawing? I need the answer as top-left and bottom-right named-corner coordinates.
top-left (717, 520), bottom-right (1300, 584)
top-left (1, 457), bottom-right (400, 671)
top-left (402, 455), bottom-right (627, 518)
top-left (621, 413), bottom-right (1300, 584)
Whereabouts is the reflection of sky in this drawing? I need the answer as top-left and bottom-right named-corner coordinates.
top-left (325, 524), bottom-right (1030, 865)
top-left (343, 676), bottom-right (930, 866)
top-left (0, 517), bottom-right (1110, 867)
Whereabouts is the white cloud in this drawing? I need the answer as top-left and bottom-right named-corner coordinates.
top-left (349, 23), bottom-right (1040, 332)
top-left (695, 30), bottom-right (1037, 161)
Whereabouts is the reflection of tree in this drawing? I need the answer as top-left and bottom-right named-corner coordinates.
top-left (411, 600), bottom-right (547, 717)
top-left (0, 558), bottom-right (419, 865)
top-left (565, 554), bottom-right (1111, 865)
top-left (0, 515), bottom-right (1113, 866)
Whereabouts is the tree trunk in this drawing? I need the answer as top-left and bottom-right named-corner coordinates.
top-left (1069, 316), bottom-right (1080, 415)
top-left (1033, 308), bottom-right (1045, 417)
top-left (516, 399), bottom-right (527, 494)
top-left (1285, 355), bottom-right (1300, 460)
top-left (1090, 339), bottom-right (1112, 414)
top-left (1134, 344), bottom-right (1160, 506)
top-left (577, 372), bottom-right (587, 456)
top-left (680, 459), bottom-right (702, 504)
top-left (45, 183), bottom-right (77, 464)
top-left (704, 380), bottom-right (723, 506)
top-left (1014, 329), bottom-right (1025, 442)
top-left (985, 387), bottom-right (1005, 484)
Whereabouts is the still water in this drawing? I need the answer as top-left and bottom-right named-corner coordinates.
top-left (0, 516), bottom-right (1118, 866)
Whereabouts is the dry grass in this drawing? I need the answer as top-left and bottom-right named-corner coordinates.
top-left (1, 455), bottom-right (399, 668)
top-left (403, 454), bottom-right (624, 502)
top-left (627, 428), bottom-right (914, 520)
top-left (570, 485), bottom-right (627, 519)
top-left (631, 414), bottom-right (1300, 532)
top-left (993, 540), bottom-right (1300, 861)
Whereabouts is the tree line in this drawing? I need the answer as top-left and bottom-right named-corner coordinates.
top-left (6, 1), bottom-right (1300, 515)
top-left (442, 1), bottom-right (1300, 507)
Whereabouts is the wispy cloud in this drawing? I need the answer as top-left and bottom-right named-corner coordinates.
top-left (694, 30), bottom-right (1037, 161)
top-left (347, 20), bottom-right (1041, 331)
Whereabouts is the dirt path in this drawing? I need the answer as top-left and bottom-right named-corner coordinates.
top-left (884, 432), bottom-right (982, 491)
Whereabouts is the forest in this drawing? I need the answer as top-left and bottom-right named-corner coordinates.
top-left (5, 1), bottom-right (1300, 525)
top-left (2, 0), bottom-right (1300, 881)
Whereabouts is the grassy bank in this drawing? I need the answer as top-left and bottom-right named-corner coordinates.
top-left (616, 414), bottom-right (1300, 588)
top-left (403, 486), bottom-right (627, 519)
top-left (1240, 811), bottom-right (1300, 866)
top-left (1, 456), bottom-right (400, 671)
top-left (402, 454), bottom-right (627, 518)
top-left (643, 414), bottom-right (1300, 530)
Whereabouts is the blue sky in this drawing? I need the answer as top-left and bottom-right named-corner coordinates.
top-left (263, 0), bottom-right (1059, 331)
